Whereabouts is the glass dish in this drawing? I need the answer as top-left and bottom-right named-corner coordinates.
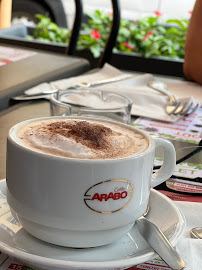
top-left (50, 89), bottom-right (132, 124)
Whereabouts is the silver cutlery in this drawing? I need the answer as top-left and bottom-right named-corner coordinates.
top-left (12, 73), bottom-right (133, 101)
top-left (12, 94), bottom-right (51, 101)
top-left (147, 80), bottom-right (200, 116)
top-left (137, 216), bottom-right (186, 270)
top-left (190, 227), bottom-right (202, 239)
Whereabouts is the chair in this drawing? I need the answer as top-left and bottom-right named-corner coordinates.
top-left (98, 0), bottom-right (120, 67)
top-left (68, 0), bottom-right (121, 68)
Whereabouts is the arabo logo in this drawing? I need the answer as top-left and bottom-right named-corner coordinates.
top-left (84, 179), bottom-right (134, 214)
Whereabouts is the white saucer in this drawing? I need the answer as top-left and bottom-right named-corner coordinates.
top-left (0, 179), bottom-right (185, 270)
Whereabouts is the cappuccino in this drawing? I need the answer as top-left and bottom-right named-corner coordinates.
top-left (17, 118), bottom-right (149, 159)
top-left (7, 116), bottom-right (176, 247)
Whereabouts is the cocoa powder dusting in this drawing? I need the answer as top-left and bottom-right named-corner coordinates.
top-left (42, 121), bottom-right (113, 150)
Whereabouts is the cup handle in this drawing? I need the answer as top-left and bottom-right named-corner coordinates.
top-left (151, 137), bottom-right (176, 188)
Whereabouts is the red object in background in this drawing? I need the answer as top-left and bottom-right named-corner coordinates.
top-left (159, 190), bottom-right (202, 202)
top-left (142, 31), bottom-right (152, 41)
top-left (123, 42), bottom-right (135, 50)
top-left (8, 264), bottom-right (25, 270)
top-left (154, 10), bottom-right (162, 16)
top-left (90, 29), bottom-right (101, 39)
top-left (1, 58), bottom-right (12, 64)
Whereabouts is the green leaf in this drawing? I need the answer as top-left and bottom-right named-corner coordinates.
top-left (26, 35), bottom-right (34, 40)
top-left (28, 12), bottom-right (189, 60)
top-left (90, 45), bottom-right (101, 58)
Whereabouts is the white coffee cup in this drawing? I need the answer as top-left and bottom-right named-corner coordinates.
top-left (6, 116), bottom-right (176, 247)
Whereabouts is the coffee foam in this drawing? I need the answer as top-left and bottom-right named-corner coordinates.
top-left (17, 119), bottom-right (149, 159)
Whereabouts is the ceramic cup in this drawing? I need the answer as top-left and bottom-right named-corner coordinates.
top-left (6, 116), bottom-right (176, 248)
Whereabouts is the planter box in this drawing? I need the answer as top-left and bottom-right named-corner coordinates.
top-left (0, 24), bottom-right (184, 77)
top-left (0, 25), bottom-right (67, 54)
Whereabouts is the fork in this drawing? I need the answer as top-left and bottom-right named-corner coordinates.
top-left (147, 80), bottom-right (200, 116)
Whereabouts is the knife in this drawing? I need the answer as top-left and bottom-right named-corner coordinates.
top-left (136, 216), bottom-right (186, 270)
top-left (12, 73), bottom-right (134, 101)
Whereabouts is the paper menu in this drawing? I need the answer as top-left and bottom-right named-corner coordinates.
top-left (133, 106), bottom-right (202, 144)
top-left (0, 46), bottom-right (36, 66)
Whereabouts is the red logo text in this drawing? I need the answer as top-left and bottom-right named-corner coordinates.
top-left (91, 191), bottom-right (128, 201)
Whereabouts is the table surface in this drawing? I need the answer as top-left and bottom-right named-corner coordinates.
top-left (0, 43), bottom-right (90, 111)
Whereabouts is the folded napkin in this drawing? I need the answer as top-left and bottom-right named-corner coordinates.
top-left (60, 91), bottom-right (128, 110)
top-left (175, 201), bottom-right (202, 270)
top-left (25, 64), bottom-right (201, 122)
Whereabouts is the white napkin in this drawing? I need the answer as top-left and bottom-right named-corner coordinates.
top-left (60, 91), bottom-right (127, 110)
top-left (24, 82), bottom-right (53, 95)
top-left (175, 201), bottom-right (202, 270)
top-left (25, 64), bottom-right (201, 122)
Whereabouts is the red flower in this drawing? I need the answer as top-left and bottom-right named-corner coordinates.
top-left (142, 31), bottom-right (152, 41)
top-left (123, 42), bottom-right (135, 50)
top-left (188, 10), bottom-right (192, 14)
top-left (154, 10), bottom-right (162, 16)
top-left (108, 11), bottom-right (113, 15)
top-left (90, 29), bottom-right (101, 39)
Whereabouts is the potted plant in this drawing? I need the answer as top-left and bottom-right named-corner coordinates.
top-left (0, 10), bottom-right (190, 77)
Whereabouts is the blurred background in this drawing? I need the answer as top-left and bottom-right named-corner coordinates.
top-left (11, 0), bottom-right (196, 28)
